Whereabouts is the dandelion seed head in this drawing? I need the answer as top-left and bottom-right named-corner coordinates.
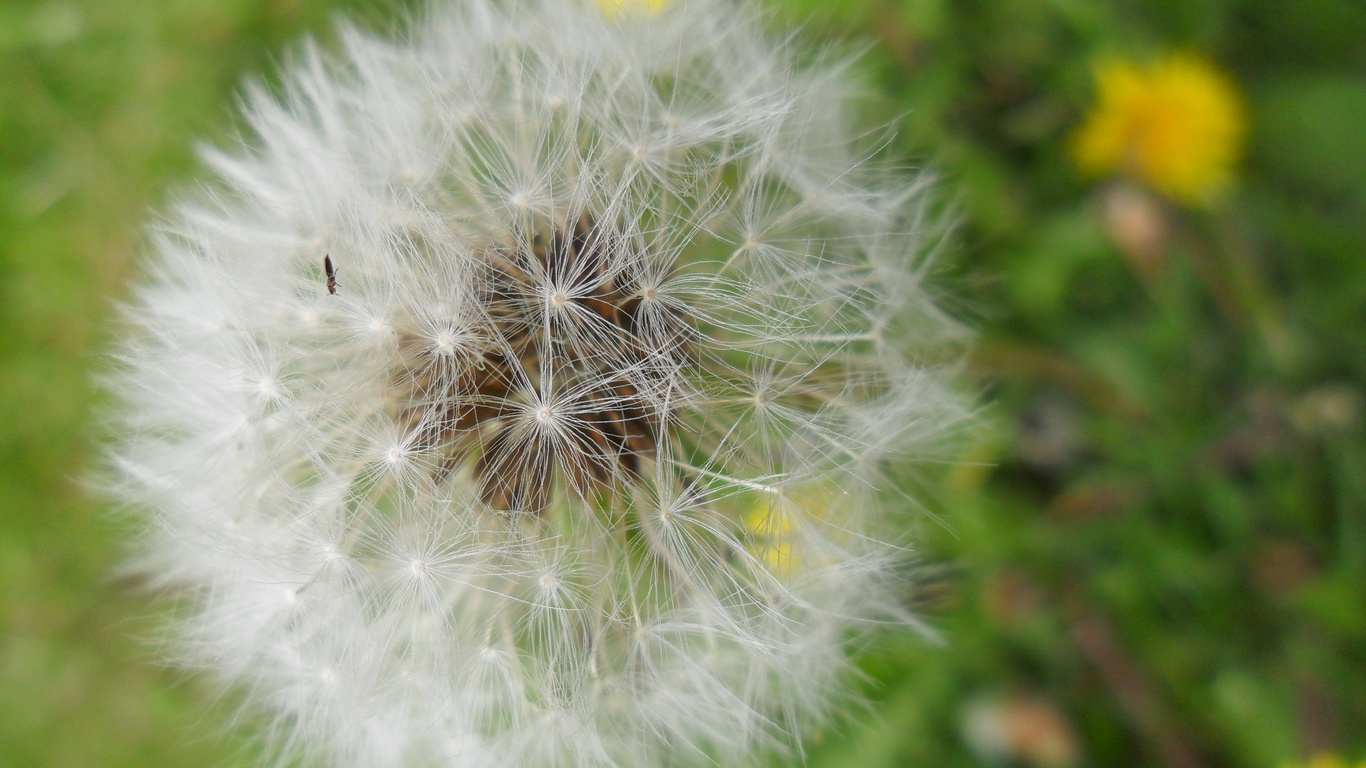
top-left (104, 0), bottom-right (967, 766)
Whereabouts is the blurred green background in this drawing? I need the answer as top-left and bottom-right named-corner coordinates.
top-left (1, 0), bottom-right (1362, 766)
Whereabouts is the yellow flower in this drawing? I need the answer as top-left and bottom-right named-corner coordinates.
top-left (743, 485), bottom-right (841, 580)
top-left (596, 0), bottom-right (670, 18)
top-left (745, 496), bottom-right (803, 578)
top-left (1277, 752), bottom-right (1366, 768)
top-left (1071, 52), bottom-right (1245, 205)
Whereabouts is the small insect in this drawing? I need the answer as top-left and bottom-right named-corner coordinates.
top-left (323, 254), bottom-right (339, 295)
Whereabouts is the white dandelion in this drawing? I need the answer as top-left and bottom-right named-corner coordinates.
top-left (104, 0), bottom-right (968, 766)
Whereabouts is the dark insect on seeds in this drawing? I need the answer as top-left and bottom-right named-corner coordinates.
top-left (324, 254), bottom-right (339, 295)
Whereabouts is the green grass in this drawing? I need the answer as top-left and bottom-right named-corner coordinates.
top-left (2, 0), bottom-right (1362, 766)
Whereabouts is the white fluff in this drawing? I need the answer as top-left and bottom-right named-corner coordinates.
top-left (105, 1), bottom-right (967, 766)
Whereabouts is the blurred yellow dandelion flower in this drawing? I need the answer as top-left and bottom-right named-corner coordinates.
top-left (746, 503), bottom-right (799, 576)
top-left (743, 486), bottom-right (844, 580)
top-left (1071, 52), bottom-right (1245, 204)
top-left (745, 495), bottom-right (810, 579)
top-left (596, 0), bottom-right (670, 18)
top-left (1277, 753), bottom-right (1366, 768)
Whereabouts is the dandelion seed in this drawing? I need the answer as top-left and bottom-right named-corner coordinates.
top-left (103, 1), bottom-right (967, 766)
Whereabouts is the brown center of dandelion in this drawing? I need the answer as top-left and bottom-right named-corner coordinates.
top-left (396, 217), bottom-right (692, 512)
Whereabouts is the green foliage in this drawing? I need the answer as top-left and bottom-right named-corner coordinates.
top-left (1, 0), bottom-right (1361, 766)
